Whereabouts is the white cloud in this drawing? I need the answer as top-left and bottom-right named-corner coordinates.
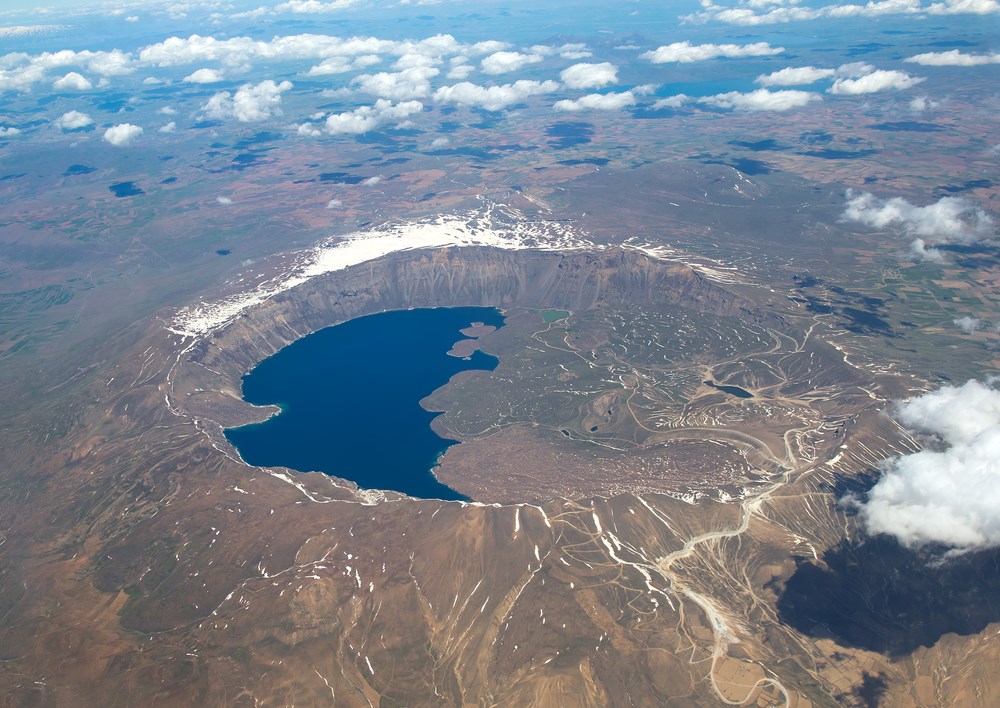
top-left (954, 316), bottom-right (981, 334)
top-left (560, 62), bottom-right (618, 90)
top-left (183, 68), bottom-right (225, 83)
top-left (480, 51), bottom-right (543, 75)
top-left (300, 98), bottom-right (423, 135)
top-left (103, 123), bottom-right (143, 146)
top-left (159, 106), bottom-right (177, 115)
top-left (447, 64), bottom-right (474, 80)
top-left (0, 25), bottom-right (68, 39)
top-left (905, 50), bottom-right (1000, 66)
top-left (306, 57), bottom-right (353, 75)
top-left (353, 66), bottom-right (438, 100)
top-left (909, 95), bottom-right (939, 112)
top-left (433, 79), bottom-right (559, 111)
top-left (353, 54), bottom-right (382, 69)
top-left (275, 0), bottom-right (361, 12)
top-left (139, 33), bottom-right (391, 68)
top-left (0, 47), bottom-right (138, 92)
top-left (835, 61), bottom-right (876, 78)
top-left (87, 50), bottom-right (134, 77)
top-left (756, 66), bottom-right (835, 86)
top-left (0, 126), bottom-right (20, 137)
top-left (908, 238), bottom-right (946, 262)
top-left (363, 175), bottom-right (383, 185)
top-left (202, 80), bottom-right (293, 122)
top-left (125, 16), bottom-right (139, 22)
top-left (533, 42), bottom-right (592, 59)
top-left (326, 198), bottom-right (343, 208)
top-left (686, 0), bottom-right (998, 25)
top-left (841, 191), bottom-right (994, 245)
top-left (652, 94), bottom-right (691, 109)
top-left (554, 91), bottom-right (635, 112)
top-left (469, 40), bottom-right (510, 55)
top-left (927, 0), bottom-right (1000, 14)
top-left (829, 69), bottom-right (924, 95)
top-left (52, 71), bottom-right (92, 90)
top-left (159, 121), bottom-right (177, 133)
top-left (856, 379), bottom-right (1000, 551)
top-left (699, 88), bottom-right (820, 111)
top-left (642, 41), bottom-right (783, 63)
top-left (54, 110), bottom-right (93, 130)
top-left (134, 33), bottom-right (513, 88)
top-left (431, 136), bottom-right (449, 147)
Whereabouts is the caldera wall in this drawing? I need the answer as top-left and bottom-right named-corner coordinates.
top-left (173, 246), bottom-right (786, 431)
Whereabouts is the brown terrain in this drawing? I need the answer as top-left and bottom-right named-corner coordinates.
top-left (2, 237), bottom-right (998, 707)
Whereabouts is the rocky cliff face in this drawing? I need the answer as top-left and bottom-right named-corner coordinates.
top-left (175, 246), bottom-right (786, 430)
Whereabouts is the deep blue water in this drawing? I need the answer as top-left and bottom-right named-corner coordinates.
top-left (704, 381), bottom-right (754, 399)
top-left (225, 307), bottom-right (505, 501)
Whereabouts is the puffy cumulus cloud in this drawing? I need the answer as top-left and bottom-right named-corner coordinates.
top-left (447, 64), bottom-right (474, 80)
top-left (159, 121), bottom-right (177, 133)
top-left (906, 50), bottom-right (1000, 66)
top-left (433, 79), bottom-right (559, 111)
top-left (829, 69), bottom-right (924, 95)
top-left (0, 47), bottom-right (135, 92)
top-left (855, 379), bottom-right (1000, 552)
top-left (183, 68), bottom-right (225, 83)
top-left (392, 52), bottom-right (436, 70)
top-left (54, 110), bottom-right (93, 130)
top-left (909, 238), bottom-right (946, 263)
top-left (354, 54), bottom-right (382, 69)
top-left (699, 88), bottom-right (820, 111)
top-left (642, 40), bottom-right (783, 64)
top-left (0, 126), bottom-right (20, 137)
top-left (532, 42), bottom-right (593, 60)
top-left (326, 198), bottom-right (343, 208)
top-left (652, 94), bottom-right (691, 109)
top-left (138, 33), bottom-right (394, 68)
top-left (554, 91), bottom-right (635, 112)
top-left (353, 66), bottom-right (438, 100)
top-left (686, 0), bottom-right (998, 25)
top-left (927, 0), bottom-right (1000, 13)
top-left (480, 51), bottom-right (543, 75)
top-left (756, 65), bottom-right (835, 86)
top-left (274, 0), bottom-right (358, 10)
top-left (217, 196), bottom-right (233, 205)
top-left (306, 57), bottom-right (354, 75)
top-left (841, 191), bottom-right (994, 247)
top-left (103, 123), bottom-right (143, 146)
top-left (430, 136), bottom-right (449, 147)
top-left (202, 80), bottom-right (293, 122)
top-left (138, 32), bottom-right (501, 78)
top-left (87, 50), bottom-right (134, 77)
top-left (954, 316), bottom-right (981, 334)
top-left (308, 54), bottom-right (382, 75)
top-left (909, 95), bottom-right (940, 112)
top-left (52, 71), bottom-right (92, 90)
top-left (299, 98), bottom-right (423, 136)
top-left (834, 61), bottom-right (875, 78)
top-left (559, 62), bottom-right (618, 90)
top-left (274, 0), bottom-right (362, 12)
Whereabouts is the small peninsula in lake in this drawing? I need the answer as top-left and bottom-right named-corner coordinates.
top-left (225, 307), bottom-right (505, 501)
